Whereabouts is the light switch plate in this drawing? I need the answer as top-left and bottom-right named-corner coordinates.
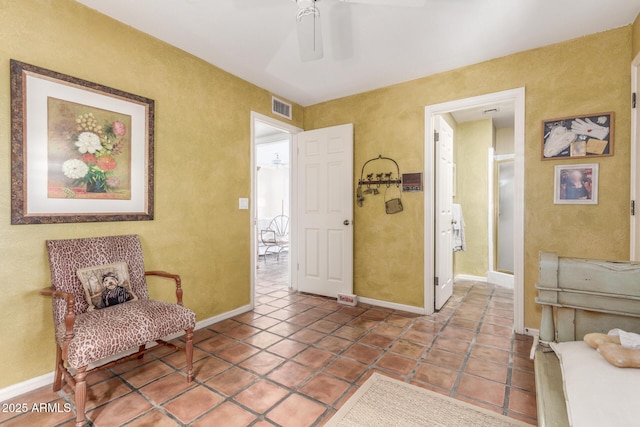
top-left (239, 198), bottom-right (249, 210)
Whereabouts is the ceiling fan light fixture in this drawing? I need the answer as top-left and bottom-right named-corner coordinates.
top-left (295, 0), bottom-right (323, 61)
top-left (272, 153), bottom-right (284, 167)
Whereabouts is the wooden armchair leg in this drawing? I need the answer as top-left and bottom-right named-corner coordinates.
top-left (185, 328), bottom-right (194, 382)
top-left (53, 345), bottom-right (63, 392)
top-left (137, 344), bottom-right (146, 359)
top-left (74, 367), bottom-right (88, 427)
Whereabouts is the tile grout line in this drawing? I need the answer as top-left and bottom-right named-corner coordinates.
top-left (503, 321), bottom-right (516, 416)
top-left (449, 283), bottom-right (486, 398)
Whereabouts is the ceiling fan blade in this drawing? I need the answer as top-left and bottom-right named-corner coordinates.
top-left (339, 0), bottom-right (426, 7)
top-left (296, 1), bottom-right (324, 61)
top-left (330, 2), bottom-right (353, 60)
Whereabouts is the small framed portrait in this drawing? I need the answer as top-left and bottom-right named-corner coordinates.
top-left (542, 112), bottom-right (613, 160)
top-left (554, 164), bottom-right (598, 205)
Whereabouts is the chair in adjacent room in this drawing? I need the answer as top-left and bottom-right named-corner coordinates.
top-left (260, 214), bottom-right (290, 262)
top-left (40, 234), bottom-right (196, 427)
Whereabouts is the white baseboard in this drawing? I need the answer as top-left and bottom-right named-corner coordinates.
top-left (194, 304), bottom-right (253, 330)
top-left (0, 372), bottom-right (55, 403)
top-left (0, 304), bottom-right (253, 402)
top-left (524, 327), bottom-right (539, 337)
top-left (487, 271), bottom-right (514, 289)
top-left (357, 296), bottom-right (425, 315)
top-left (454, 274), bottom-right (488, 283)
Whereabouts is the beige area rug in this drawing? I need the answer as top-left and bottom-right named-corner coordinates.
top-left (326, 373), bottom-right (531, 427)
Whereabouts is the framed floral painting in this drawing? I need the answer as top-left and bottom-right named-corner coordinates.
top-left (10, 60), bottom-right (154, 224)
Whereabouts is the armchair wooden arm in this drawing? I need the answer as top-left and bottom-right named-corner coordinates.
top-left (40, 287), bottom-right (76, 360)
top-left (145, 271), bottom-right (184, 305)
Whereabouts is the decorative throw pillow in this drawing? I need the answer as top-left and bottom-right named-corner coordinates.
top-left (77, 262), bottom-right (138, 311)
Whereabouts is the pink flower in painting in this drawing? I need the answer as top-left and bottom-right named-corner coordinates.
top-left (97, 155), bottom-right (117, 171)
top-left (83, 153), bottom-right (97, 165)
top-left (112, 121), bottom-right (126, 136)
top-left (106, 176), bottom-right (120, 188)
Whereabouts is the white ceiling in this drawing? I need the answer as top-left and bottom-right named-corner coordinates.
top-left (75, 0), bottom-right (640, 106)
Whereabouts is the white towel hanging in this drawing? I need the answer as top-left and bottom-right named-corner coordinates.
top-left (452, 204), bottom-right (466, 252)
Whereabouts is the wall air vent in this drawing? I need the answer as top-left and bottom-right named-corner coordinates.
top-left (482, 107), bottom-right (500, 116)
top-left (272, 96), bottom-right (292, 120)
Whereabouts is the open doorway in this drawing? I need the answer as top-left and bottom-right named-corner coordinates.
top-left (255, 123), bottom-right (291, 291)
top-left (425, 89), bottom-right (525, 334)
top-left (447, 102), bottom-right (516, 289)
top-left (250, 113), bottom-right (302, 306)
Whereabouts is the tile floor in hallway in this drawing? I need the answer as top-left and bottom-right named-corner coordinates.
top-left (1, 255), bottom-right (536, 426)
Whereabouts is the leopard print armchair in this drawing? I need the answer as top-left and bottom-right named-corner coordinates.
top-left (41, 234), bottom-right (196, 427)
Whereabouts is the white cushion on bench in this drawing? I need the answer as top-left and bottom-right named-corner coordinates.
top-left (550, 340), bottom-right (640, 427)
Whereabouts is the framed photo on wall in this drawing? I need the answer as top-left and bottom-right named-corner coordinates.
top-left (10, 60), bottom-right (154, 224)
top-left (554, 163), bottom-right (598, 205)
top-left (542, 112), bottom-right (613, 160)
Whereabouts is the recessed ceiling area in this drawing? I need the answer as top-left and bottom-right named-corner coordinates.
top-left (74, 0), bottom-right (640, 106)
top-left (450, 101), bottom-right (515, 129)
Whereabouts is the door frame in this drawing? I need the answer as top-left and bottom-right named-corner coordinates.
top-left (424, 88), bottom-right (525, 334)
top-left (250, 112), bottom-right (303, 309)
top-left (631, 53), bottom-right (640, 260)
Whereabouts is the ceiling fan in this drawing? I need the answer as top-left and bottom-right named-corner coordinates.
top-left (294, 0), bottom-right (427, 61)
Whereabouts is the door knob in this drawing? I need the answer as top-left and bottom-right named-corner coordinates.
top-left (343, 220), bottom-right (350, 226)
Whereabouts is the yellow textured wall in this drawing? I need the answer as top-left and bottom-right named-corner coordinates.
top-left (0, 0), bottom-right (302, 388)
top-left (633, 13), bottom-right (640, 59)
top-left (454, 119), bottom-right (493, 278)
top-left (495, 127), bottom-right (515, 155)
top-left (304, 26), bottom-right (632, 329)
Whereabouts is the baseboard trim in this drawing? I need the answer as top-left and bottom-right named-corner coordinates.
top-left (0, 304), bottom-right (254, 402)
top-left (357, 296), bottom-right (425, 315)
top-left (486, 271), bottom-right (515, 289)
top-left (194, 304), bottom-right (253, 330)
top-left (454, 274), bottom-right (488, 283)
top-left (0, 371), bottom-right (56, 403)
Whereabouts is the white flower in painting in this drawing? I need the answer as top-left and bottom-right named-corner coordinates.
top-left (62, 159), bottom-right (89, 180)
top-left (74, 131), bottom-right (102, 154)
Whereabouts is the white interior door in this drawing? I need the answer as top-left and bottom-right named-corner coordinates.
top-left (297, 124), bottom-right (354, 298)
top-left (633, 57), bottom-right (640, 261)
top-left (435, 116), bottom-right (454, 310)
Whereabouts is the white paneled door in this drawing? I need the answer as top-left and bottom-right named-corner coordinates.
top-left (435, 116), bottom-right (454, 310)
top-left (633, 58), bottom-right (640, 261)
top-left (297, 124), bottom-right (354, 298)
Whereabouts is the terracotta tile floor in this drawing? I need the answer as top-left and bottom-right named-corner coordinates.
top-left (1, 256), bottom-right (536, 426)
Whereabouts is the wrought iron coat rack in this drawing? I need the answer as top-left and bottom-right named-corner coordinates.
top-left (356, 155), bottom-right (402, 208)
top-left (358, 155), bottom-right (402, 187)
